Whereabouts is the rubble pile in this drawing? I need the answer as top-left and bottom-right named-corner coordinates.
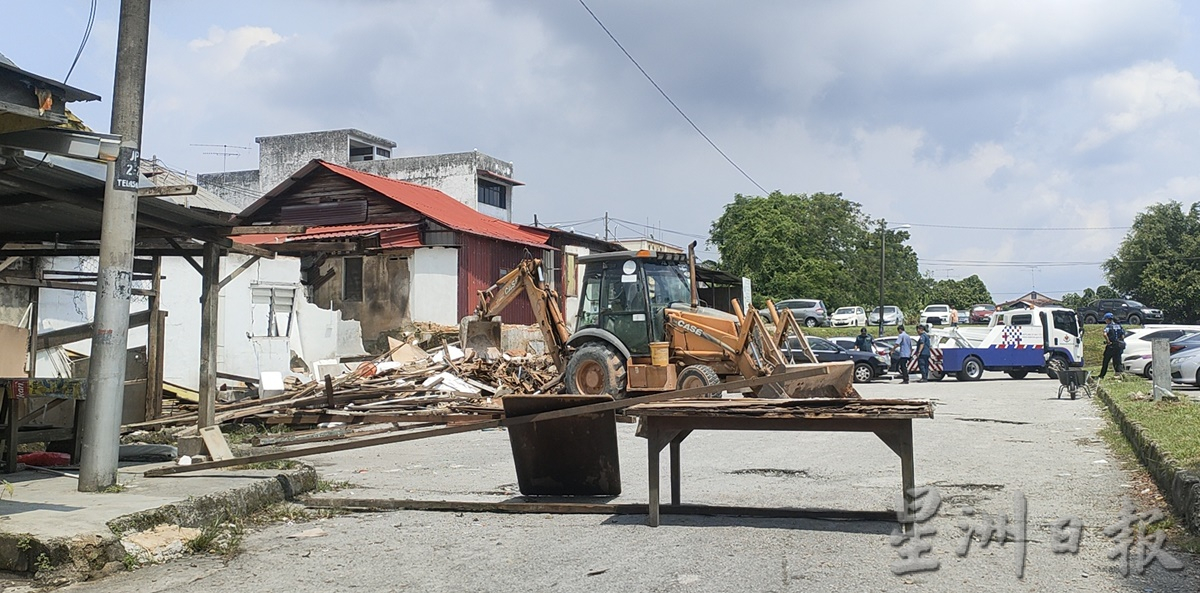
top-left (122, 340), bottom-right (559, 441)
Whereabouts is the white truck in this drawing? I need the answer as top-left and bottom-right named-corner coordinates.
top-left (923, 306), bottom-right (1084, 381)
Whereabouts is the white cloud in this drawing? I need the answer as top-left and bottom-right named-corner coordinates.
top-left (187, 26), bottom-right (284, 73)
top-left (1076, 60), bottom-right (1200, 150)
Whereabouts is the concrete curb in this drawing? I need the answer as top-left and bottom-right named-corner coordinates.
top-left (1096, 383), bottom-right (1200, 533)
top-left (0, 465), bottom-right (317, 582)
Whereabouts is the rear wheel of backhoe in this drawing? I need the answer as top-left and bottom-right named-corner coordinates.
top-left (678, 364), bottom-right (722, 396)
top-left (565, 343), bottom-right (626, 397)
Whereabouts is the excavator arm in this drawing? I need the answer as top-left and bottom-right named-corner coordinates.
top-left (469, 258), bottom-right (571, 372)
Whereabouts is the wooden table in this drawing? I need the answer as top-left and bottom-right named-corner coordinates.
top-left (624, 398), bottom-right (934, 527)
top-left (1, 378), bottom-right (88, 472)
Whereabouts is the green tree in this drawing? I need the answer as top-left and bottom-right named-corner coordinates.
top-left (1059, 287), bottom-right (1097, 311)
top-left (1104, 201), bottom-right (1200, 322)
top-left (926, 275), bottom-right (992, 310)
top-left (709, 192), bottom-right (924, 312)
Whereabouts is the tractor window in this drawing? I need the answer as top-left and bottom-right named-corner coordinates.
top-left (643, 262), bottom-right (691, 306)
top-left (577, 268), bottom-right (604, 329)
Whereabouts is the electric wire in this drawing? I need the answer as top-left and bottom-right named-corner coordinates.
top-left (575, 0), bottom-right (768, 194)
top-left (64, 0), bottom-right (98, 84)
top-left (897, 222), bottom-right (1129, 231)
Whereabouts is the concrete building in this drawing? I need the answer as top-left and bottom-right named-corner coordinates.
top-left (198, 129), bottom-right (520, 222)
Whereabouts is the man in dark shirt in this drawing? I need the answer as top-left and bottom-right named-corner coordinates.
top-left (915, 324), bottom-right (933, 382)
top-left (1099, 313), bottom-right (1125, 378)
top-left (854, 327), bottom-right (875, 352)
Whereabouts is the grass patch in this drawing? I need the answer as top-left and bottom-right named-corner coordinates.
top-left (185, 518), bottom-right (244, 558)
top-left (1098, 375), bottom-right (1200, 472)
top-left (100, 483), bottom-right (127, 494)
top-left (315, 479), bottom-right (354, 493)
top-left (222, 423), bottom-right (290, 446)
top-left (233, 459), bottom-right (302, 471)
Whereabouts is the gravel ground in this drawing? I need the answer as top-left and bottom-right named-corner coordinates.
top-left (54, 373), bottom-right (1200, 592)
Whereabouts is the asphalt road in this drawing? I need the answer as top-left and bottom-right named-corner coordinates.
top-left (58, 372), bottom-right (1199, 593)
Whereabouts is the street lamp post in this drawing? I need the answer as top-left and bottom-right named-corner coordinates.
top-left (878, 223), bottom-right (911, 337)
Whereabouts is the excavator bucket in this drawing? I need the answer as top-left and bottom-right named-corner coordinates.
top-left (462, 315), bottom-right (502, 354)
top-left (768, 361), bottom-right (859, 399)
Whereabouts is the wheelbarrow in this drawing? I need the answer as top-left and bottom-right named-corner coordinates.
top-left (1056, 368), bottom-right (1091, 400)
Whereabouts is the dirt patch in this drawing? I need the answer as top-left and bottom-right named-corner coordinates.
top-left (728, 468), bottom-right (812, 478)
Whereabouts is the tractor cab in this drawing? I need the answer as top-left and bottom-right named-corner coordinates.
top-left (575, 250), bottom-right (694, 357)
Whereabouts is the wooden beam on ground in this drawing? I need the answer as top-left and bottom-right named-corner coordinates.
top-left (217, 255), bottom-right (261, 290)
top-left (144, 367), bottom-right (827, 477)
top-left (144, 420), bottom-right (502, 476)
top-left (300, 497), bottom-right (894, 523)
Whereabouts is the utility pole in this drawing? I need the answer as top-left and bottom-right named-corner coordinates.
top-left (79, 0), bottom-right (152, 492)
top-left (603, 212), bottom-right (610, 241)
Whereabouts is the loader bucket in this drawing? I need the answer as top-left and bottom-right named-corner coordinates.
top-left (755, 361), bottom-right (859, 399)
top-left (503, 394), bottom-right (622, 496)
top-left (462, 316), bottom-right (502, 354)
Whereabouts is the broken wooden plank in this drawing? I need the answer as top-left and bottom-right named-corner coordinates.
top-left (199, 425), bottom-right (235, 461)
top-left (300, 497), bottom-right (893, 522)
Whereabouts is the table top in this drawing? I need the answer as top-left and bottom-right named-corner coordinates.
top-left (624, 397), bottom-right (934, 420)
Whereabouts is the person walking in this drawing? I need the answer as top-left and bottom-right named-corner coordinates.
top-left (915, 324), bottom-right (932, 382)
top-left (854, 327), bottom-right (875, 353)
top-left (1098, 312), bottom-right (1126, 378)
top-left (894, 325), bottom-right (913, 384)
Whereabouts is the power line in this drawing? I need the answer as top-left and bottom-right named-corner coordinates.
top-left (64, 0), bottom-right (98, 84)
top-left (902, 222), bottom-right (1123, 231)
top-left (575, 0), bottom-right (768, 194)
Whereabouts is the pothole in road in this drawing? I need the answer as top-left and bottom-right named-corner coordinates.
top-left (728, 468), bottom-right (812, 478)
top-left (956, 417), bottom-right (1031, 425)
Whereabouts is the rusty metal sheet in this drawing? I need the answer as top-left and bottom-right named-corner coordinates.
top-left (503, 394), bottom-right (621, 496)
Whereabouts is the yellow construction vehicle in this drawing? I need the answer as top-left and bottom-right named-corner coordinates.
top-left (465, 243), bottom-right (856, 399)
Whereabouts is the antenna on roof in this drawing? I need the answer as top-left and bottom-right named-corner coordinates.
top-left (191, 143), bottom-right (251, 174)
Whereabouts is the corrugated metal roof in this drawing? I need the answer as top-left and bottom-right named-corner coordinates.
top-left (317, 161), bottom-right (550, 249)
top-left (233, 223), bottom-right (421, 246)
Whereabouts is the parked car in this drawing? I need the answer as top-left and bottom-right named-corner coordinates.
top-left (968, 304), bottom-right (996, 324)
top-left (868, 306), bottom-right (905, 326)
top-left (874, 336), bottom-right (901, 372)
top-left (919, 304), bottom-right (954, 326)
top-left (1121, 326), bottom-right (1200, 378)
top-left (1077, 299), bottom-right (1164, 325)
top-left (830, 306), bottom-right (868, 327)
top-left (780, 336), bottom-right (889, 382)
top-left (1168, 332), bottom-right (1200, 360)
top-left (1169, 349), bottom-right (1200, 386)
top-left (831, 335), bottom-right (894, 370)
top-left (760, 299), bottom-right (828, 327)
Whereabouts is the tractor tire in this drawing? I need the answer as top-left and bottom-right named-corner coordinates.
top-left (1084, 314), bottom-right (1097, 324)
top-left (565, 343), bottom-right (626, 397)
top-left (1045, 354), bottom-right (1068, 379)
top-left (853, 362), bottom-right (874, 383)
top-left (957, 356), bottom-right (984, 381)
top-left (1006, 370), bottom-right (1029, 379)
top-left (1128, 313), bottom-right (1142, 326)
top-left (805, 317), bottom-right (818, 328)
top-left (678, 364), bottom-right (722, 396)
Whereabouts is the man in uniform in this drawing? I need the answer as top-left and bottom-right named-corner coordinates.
top-left (1098, 312), bottom-right (1125, 378)
top-left (915, 324), bottom-right (933, 382)
top-left (894, 325), bottom-right (913, 384)
top-left (854, 327), bottom-right (875, 352)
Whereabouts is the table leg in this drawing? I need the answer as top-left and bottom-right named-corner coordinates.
top-left (646, 426), bottom-right (683, 527)
top-left (668, 430), bottom-right (691, 506)
top-left (648, 430), bottom-right (660, 527)
top-left (3, 396), bottom-right (16, 473)
top-left (875, 420), bottom-right (915, 531)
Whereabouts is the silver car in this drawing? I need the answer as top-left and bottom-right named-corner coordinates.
top-left (868, 305), bottom-right (905, 326)
top-left (760, 299), bottom-right (828, 327)
top-left (1170, 350), bottom-right (1200, 386)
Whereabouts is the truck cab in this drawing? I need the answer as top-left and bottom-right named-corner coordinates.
top-left (937, 306), bottom-right (1083, 380)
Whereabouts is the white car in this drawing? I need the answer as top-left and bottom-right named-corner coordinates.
top-left (919, 304), bottom-right (954, 326)
top-left (1169, 350), bottom-right (1200, 386)
top-left (1121, 327), bottom-right (1200, 377)
top-left (830, 306), bottom-right (867, 327)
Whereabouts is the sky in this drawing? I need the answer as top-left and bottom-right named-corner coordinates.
top-left (7, 0), bottom-right (1200, 304)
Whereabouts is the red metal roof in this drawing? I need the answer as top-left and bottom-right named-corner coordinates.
top-left (317, 161), bottom-right (550, 249)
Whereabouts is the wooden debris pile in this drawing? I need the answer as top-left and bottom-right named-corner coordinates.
top-left (122, 339), bottom-right (560, 437)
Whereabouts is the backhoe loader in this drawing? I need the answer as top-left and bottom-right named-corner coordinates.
top-left (464, 243), bottom-right (857, 399)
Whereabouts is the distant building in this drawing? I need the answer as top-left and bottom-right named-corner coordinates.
top-left (998, 291), bottom-right (1062, 310)
top-left (197, 128), bottom-right (521, 222)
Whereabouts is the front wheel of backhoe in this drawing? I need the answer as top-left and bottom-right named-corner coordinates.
top-left (565, 343), bottom-right (627, 397)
